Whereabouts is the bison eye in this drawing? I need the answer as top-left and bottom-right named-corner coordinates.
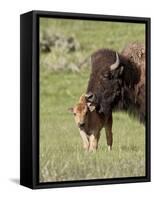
top-left (103, 73), bottom-right (110, 80)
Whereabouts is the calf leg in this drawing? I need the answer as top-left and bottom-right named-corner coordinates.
top-left (89, 132), bottom-right (100, 152)
top-left (105, 114), bottom-right (113, 151)
top-left (79, 129), bottom-right (89, 151)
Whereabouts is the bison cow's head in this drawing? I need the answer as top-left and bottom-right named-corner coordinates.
top-left (86, 49), bottom-right (125, 116)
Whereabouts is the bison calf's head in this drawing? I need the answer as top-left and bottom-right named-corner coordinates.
top-left (69, 94), bottom-right (95, 129)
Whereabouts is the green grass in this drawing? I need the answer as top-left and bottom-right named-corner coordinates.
top-left (40, 18), bottom-right (145, 52)
top-left (40, 18), bottom-right (145, 72)
top-left (39, 18), bottom-right (145, 182)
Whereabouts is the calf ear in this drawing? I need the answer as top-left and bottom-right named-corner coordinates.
top-left (68, 107), bottom-right (74, 113)
top-left (87, 102), bottom-right (96, 112)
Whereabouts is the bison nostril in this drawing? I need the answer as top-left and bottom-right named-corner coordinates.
top-left (78, 123), bottom-right (85, 128)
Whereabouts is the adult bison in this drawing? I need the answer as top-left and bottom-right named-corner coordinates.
top-left (86, 42), bottom-right (145, 123)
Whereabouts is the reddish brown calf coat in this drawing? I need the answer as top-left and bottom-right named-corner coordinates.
top-left (72, 95), bottom-right (113, 151)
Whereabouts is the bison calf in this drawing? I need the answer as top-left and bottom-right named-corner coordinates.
top-left (70, 94), bottom-right (113, 152)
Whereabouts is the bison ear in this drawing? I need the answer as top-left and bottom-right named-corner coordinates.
top-left (119, 65), bottom-right (124, 75)
top-left (87, 102), bottom-right (96, 112)
top-left (68, 107), bottom-right (74, 113)
top-left (85, 92), bottom-right (95, 103)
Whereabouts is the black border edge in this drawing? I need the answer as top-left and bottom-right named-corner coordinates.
top-left (20, 11), bottom-right (33, 188)
top-left (34, 177), bottom-right (150, 189)
top-left (32, 11), bottom-right (40, 189)
top-left (31, 10), bottom-right (150, 23)
top-left (145, 18), bottom-right (151, 182)
top-left (20, 10), bottom-right (151, 189)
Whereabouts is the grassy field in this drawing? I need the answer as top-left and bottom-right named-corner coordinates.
top-left (39, 18), bottom-right (145, 182)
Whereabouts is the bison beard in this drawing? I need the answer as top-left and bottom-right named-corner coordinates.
top-left (86, 47), bottom-right (145, 123)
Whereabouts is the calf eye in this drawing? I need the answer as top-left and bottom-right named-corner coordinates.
top-left (74, 113), bottom-right (76, 116)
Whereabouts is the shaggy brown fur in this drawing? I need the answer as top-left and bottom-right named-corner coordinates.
top-left (86, 43), bottom-right (145, 123)
top-left (121, 42), bottom-right (145, 122)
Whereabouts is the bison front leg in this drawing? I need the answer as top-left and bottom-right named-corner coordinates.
top-left (105, 115), bottom-right (113, 151)
top-left (89, 133), bottom-right (100, 152)
top-left (79, 129), bottom-right (89, 151)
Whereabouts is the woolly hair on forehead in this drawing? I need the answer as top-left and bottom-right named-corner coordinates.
top-left (78, 94), bottom-right (86, 103)
top-left (76, 103), bottom-right (87, 113)
top-left (74, 94), bottom-right (87, 113)
top-left (91, 48), bottom-right (118, 70)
